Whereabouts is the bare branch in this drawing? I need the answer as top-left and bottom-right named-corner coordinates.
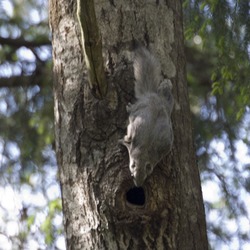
top-left (0, 36), bottom-right (51, 49)
top-left (0, 75), bottom-right (46, 88)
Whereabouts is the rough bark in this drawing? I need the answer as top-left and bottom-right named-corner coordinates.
top-left (49, 0), bottom-right (208, 249)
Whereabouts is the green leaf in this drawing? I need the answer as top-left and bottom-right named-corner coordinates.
top-left (27, 214), bottom-right (35, 230)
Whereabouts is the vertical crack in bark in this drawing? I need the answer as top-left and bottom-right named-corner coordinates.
top-left (77, 0), bottom-right (107, 99)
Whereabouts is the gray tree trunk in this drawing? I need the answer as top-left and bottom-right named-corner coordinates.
top-left (49, 0), bottom-right (208, 249)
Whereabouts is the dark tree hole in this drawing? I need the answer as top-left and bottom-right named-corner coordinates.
top-left (126, 187), bottom-right (145, 206)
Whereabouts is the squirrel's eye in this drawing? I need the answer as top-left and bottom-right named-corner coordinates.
top-left (131, 162), bottom-right (136, 169)
top-left (124, 135), bottom-right (132, 144)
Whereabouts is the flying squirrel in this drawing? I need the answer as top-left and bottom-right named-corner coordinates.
top-left (121, 47), bottom-right (174, 187)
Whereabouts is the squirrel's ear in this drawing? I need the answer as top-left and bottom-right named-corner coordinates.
top-left (124, 135), bottom-right (132, 144)
top-left (126, 103), bottom-right (132, 112)
top-left (118, 138), bottom-right (125, 145)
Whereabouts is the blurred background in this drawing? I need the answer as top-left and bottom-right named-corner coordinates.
top-left (0, 0), bottom-right (249, 249)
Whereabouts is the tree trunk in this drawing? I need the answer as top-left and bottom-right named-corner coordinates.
top-left (49, 0), bottom-right (208, 249)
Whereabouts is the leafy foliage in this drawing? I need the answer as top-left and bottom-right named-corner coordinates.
top-left (183, 0), bottom-right (250, 249)
top-left (0, 0), bottom-right (64, 249)
top-left (184, 0), bottom-right (250, 119)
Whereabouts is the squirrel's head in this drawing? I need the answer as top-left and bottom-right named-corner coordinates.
top-left (120, 131), bottom-right (151, 186)
top-left (128, 153), bottom-right (154, 187)
top-left (121, 135), bottom-right (160, 187)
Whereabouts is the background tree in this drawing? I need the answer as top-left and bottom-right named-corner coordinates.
top-left (0, 0), bottom-right (63, 249)
top-left (0, 0), bottom-right (249, 249)
top-left (183, 1), bottom-right (250, 248)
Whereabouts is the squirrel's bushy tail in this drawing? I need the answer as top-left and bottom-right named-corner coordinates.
top-left (134, 48), bottom-right (161, 97)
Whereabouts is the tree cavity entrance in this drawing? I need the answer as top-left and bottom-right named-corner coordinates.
top-left (126, 187), bottom-right (145, 207)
